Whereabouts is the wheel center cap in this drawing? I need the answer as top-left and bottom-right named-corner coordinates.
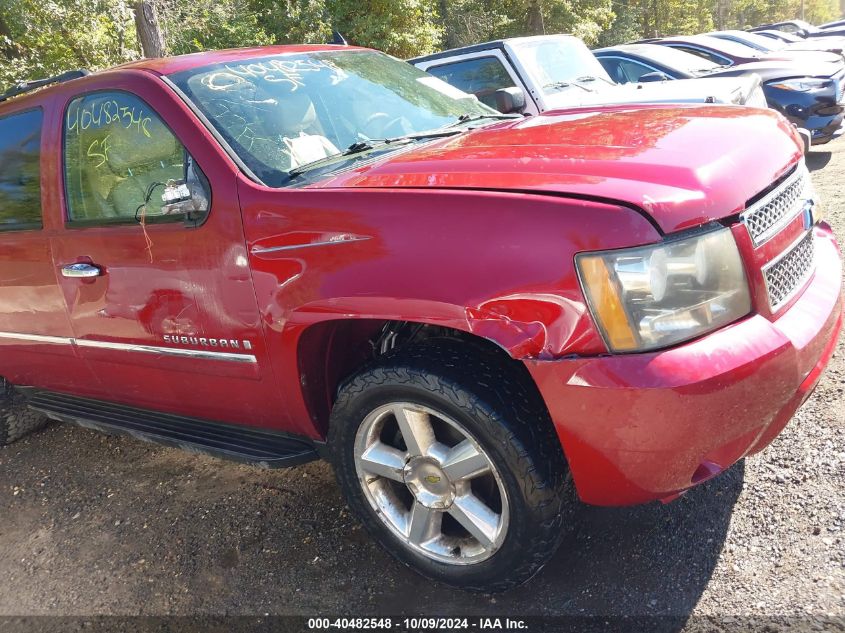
top-left (403, 458), bottom-right (455, 509)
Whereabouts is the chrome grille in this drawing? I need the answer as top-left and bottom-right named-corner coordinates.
top-left (763, 231), bottom-right (815, 310)
top-left (741, 165), bottom-right (809, 246)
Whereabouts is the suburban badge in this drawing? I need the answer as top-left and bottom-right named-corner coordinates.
top-left (162, 335), bottom-right (253, 350)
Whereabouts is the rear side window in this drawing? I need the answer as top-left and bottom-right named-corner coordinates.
top-left (64, 91), bottom-right (208, 225)
top-left (670, 46), bottom-right (731, 66)
top-left (0, 109), bottom-right (43, 231)
top-left (427, 57), bottom-right (516, 108)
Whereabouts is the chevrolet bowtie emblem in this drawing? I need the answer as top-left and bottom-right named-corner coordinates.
top-left (424, 475), bottom-right (442, 484)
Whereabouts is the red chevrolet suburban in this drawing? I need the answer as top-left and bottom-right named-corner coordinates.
top-left (0, 45), bottom-right (841, 592)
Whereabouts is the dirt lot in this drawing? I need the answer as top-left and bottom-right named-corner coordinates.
top-left (0, 139), bottom-right (843, 628)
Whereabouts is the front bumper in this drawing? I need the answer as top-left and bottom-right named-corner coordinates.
top-left (526, 226), bottom-right (843, 506)
top-left (768, 85), bottom-right (845, 144)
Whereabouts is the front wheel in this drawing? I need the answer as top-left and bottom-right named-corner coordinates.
top-left (0, 384), bottom-right (48, 446)
top-left (329, 339), bottom-right (571, 592)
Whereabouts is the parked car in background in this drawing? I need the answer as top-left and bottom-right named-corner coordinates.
top-left (819, 19), bottom-right (845, 30)
top-left (653, 33), bottom-right (844, 66)
top-left (710, 29), bottom-right (844, 59)
top-left (1, 44), bottom-right (840, 593)
top-left (596, 42), bottom-right (845, 145)
top-left (753, 28), bottom-right (845, 54)
top-left (750, 19), bottom-right (845, 39)
top-left (409, 35), bottom-right (766, 115)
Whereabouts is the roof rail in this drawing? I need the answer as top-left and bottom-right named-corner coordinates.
top-left (0, 69), bottom-right (91, 104)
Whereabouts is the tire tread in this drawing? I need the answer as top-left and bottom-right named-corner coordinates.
top-left (329, 338), bottom-right (572, 592)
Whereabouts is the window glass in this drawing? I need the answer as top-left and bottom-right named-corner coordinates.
top-left (728, 32), bottom-right (780, 51)
top-left (630, 45), bottom-right (719, 74)
top-left (672, 46), bottom-right (729, 65)
top-left (608, 59), bottom-right (654, 83)
top-left (509, 36), bottom-right (614, 94)
top-left (427, 57), bottom-right (516, 108)
top-left (64, 91), bottom-right (200, 223)
top-left (0, 109), bottom-right (43, 230)
top-left (621, 59), bottom-right (661, 82)
top-left (170, 50), bottom-right (493, 187)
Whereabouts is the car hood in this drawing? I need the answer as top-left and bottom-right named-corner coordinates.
top-left (541, 76), bottom-right (757, 108)
top-left (307, 104), bottom-right (802, 234)
top-left (785, 39), bottom-right (845, 54)
top-left (703, 59), bottom-right (844, 81)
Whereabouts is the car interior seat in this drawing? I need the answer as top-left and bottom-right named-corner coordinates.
top-left (107, 119), bottom-right (184, 218)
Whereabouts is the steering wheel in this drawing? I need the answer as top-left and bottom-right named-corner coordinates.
top-left (362, 112), bottom-right (409, 139)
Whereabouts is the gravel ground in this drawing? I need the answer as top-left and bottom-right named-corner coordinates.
top-left (0, 139), bottom-right (843, 628)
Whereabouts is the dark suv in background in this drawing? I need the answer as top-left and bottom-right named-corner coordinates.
top-left (596, 39), bottom-right (845, 144)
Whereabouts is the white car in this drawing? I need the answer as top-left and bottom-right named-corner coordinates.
top-left (410, 34), bottom-right (768, 115)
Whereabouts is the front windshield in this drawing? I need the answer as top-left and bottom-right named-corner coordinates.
top-left (510, 36), bottom-right (614, 93)
top-left (632, 45), bottom-right (719, 73)
top-left (169, 50), bottom-right (494, 186)
top-left (794, 20), bottom-right (820, 33)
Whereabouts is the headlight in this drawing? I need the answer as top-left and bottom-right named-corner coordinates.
top-left (768, 78), bottom-right (831, 92)
top-left (576, 226), bottom-right (751, 353)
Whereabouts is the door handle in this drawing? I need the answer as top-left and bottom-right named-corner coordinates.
top-left (61, 263), bottom-right (102, 278)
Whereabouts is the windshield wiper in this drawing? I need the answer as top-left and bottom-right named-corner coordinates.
top-left (288, 128), bottom-right (468, 178)
top-left (287, 139), bottom-right (397, 178)
top-left (447, 113), bottom-right (522, 127)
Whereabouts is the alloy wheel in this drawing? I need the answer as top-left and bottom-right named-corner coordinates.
top-left (353, 402), bottom-right (509, 565)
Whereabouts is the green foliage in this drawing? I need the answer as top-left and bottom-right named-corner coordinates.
top-left (544, 0), bottom-right (615, 45)
top-left (249, 0), bottom-right (331, 46)
top-left (0, 0), bottom-right (842, 91)
top-left (159, 0), bottom-right (274, 54)
top-left (0, 0), bottom-right (138, 89)
top-left (327, 0), bottom-right (443, 58)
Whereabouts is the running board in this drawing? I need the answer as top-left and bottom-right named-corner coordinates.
top-left (27, 391), bottom-right (319, 468)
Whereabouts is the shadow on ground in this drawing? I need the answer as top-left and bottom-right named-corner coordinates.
top-left (382, 461), bottom-right (744, 627)
top-left (807, 150), bottom-right (832, 172)
top-left (0, 421), bottom-right (745, 631)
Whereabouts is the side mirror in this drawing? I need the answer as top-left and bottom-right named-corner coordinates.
top-left (639, 71), bottom-right (671, 82)
top-left (494, 87), bottom-right (526, 114)
top-left (164, 153), bottom-right (210, 227)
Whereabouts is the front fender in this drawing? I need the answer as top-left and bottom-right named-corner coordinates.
top-left (237, 182), bottom-right (661, 435)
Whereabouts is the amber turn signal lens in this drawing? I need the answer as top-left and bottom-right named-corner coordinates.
top-left (576, 226), bottom-right (751, 354)
top-left (576, 255), bottom-right (639, 352)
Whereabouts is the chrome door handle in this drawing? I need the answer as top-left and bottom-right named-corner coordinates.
top-left (61, 263), bottom-right (102, 278)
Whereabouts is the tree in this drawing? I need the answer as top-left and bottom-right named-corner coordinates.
top-left (159, 0), bottom-right (274, 54)
top-left (134, 0), bottom-right (164, 57)
top-left (527, 0), bottom-right (545, 33)
top-left (328, 0), bottom-right (442, 58)
top-left (0, 0), bottom-right (139, 89)
top-left (2, 0), bottom-right (842, 92)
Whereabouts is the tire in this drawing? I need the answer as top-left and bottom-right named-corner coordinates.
top-left (0, 388), bottom-right (48, 446)
top-left (328, 338), bottom-right (572, 592)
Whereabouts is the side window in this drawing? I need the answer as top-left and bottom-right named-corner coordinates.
top-left (618, 59), bottom-right (658, 82)
top-left (599, 58), bottom-right (654, 84)
top-left (0, 109), bottom-right (43, 231)
top-left (64, 91), bottom-right (209, 225)
top-left (427, 57), bottom-right (516, 108)
top-left (671, 46), bottom-right (729, 66)
top-left (596, 57), bottom-right (623, 82)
